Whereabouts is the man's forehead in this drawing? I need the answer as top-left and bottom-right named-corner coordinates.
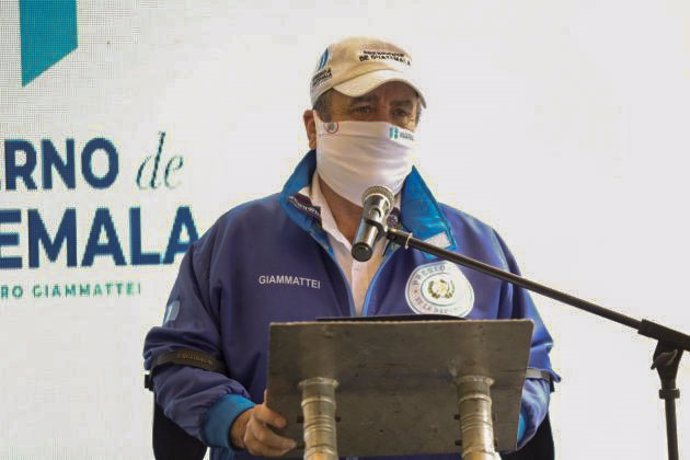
top-left (348, 95), bottom-right (416, 107)
top-left (336, 82), bottom-right (419, 103)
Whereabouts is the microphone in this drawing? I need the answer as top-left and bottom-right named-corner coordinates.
top-left (351, 185), bottom-right (394, 262)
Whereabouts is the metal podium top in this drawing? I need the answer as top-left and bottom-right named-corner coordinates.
top-left (267, 319), bottom-right (534, 456)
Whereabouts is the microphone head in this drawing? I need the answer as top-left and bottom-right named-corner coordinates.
top-left (352, 185), bottom-right (394, 262)
top-left (361, 185), bottom-right (394, 207)
top-left (352, 242), bottom-right (373, 262)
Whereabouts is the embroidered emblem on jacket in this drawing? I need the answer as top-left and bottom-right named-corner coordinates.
top-left (163, 299), bottom-right (180, 323)
top-left (405, 261), bottom-right (474, 317)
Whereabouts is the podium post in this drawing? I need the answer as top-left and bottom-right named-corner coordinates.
top-left (456, 375), bottom-right (497, 459)
top-left (267, 319), bottom-right (532, 458)
top-left (299, 377), bottom-right (339, 460)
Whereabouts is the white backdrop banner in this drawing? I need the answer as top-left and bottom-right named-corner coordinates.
top-left (1, 1), bottom-right (689, 459)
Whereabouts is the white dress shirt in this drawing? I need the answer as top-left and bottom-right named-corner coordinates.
top-left (309, 172), bottom-right (391, 316)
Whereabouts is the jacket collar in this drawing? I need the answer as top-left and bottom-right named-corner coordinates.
top-left (279, 150), bottom-right (456, 252)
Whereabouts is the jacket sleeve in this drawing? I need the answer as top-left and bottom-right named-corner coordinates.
top-left (143, 226), bottom-right (255, 449)
top-left (492, 230), bottom-right (561, 449)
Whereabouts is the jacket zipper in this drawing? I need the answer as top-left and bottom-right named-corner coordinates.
top-left (311, 231), bottom-right (358, 317)
top-left (361, 244), bottom-right (398, 317)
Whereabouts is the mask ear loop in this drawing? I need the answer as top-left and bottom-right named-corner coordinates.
top-left (313, 110), bottom-right (326, 132)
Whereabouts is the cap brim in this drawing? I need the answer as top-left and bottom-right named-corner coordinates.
top-left (333, 69), bottom-right (427, 108)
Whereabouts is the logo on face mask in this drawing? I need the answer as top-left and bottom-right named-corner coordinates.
top-left (389, 126), bottom-right (414, 142)
top-left (324, 122), bottom-right (339, 134)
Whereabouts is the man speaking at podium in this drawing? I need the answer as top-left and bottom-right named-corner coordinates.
top-left (144, 36), bottom-right (559, 460)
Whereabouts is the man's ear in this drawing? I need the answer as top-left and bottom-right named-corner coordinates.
top-left (303, 110), bottom-right (317, 150)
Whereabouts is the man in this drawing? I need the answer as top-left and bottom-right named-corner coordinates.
top-left (144, 36), bottom-right (559, 460)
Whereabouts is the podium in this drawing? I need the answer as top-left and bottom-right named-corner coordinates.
top-left (267, 319), bottom-right (534, 459)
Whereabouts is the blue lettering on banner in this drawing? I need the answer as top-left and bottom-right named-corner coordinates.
top-left (0, 285), bottom-right (24, 299)
top-left (42, 139), bottom-right (76, 189)
top-left (2, 206), bottom-right (199, 269)
top-left (81, 138), bottom-right (119, 189)
top-left (0, 210), bottom-right (22, 269)
top-left (0, 136), bottom-right (199, 273)
top-left (28, 208), bottom-right (77, 267)
top-left (136, 132), bottom-right (185, 190)
top-left (163, 207), bottom-right (199, 264)
top-left (2, 138), bottom-right (119, 191)
top-left (81, 208), bottom-right (126, 267)
top-left (130, 208), bottom-right (161, 265)
top-left (4, 140), bottom-right (38, 190)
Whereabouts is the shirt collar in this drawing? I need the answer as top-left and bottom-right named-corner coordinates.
top-left (309, 171), bottom-right (351, 249)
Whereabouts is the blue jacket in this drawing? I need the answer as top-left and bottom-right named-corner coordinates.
top-left (144, 150), bottom-right (559, 460)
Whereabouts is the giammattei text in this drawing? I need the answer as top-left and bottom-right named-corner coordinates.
top-left (1, 281), bottom-right (143, 300)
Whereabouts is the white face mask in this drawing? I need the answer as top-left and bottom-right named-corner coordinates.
top-left (314, 111), bottom-right (416, 206)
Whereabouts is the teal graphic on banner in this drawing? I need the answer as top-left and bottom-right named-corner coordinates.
top-left (19, 0), bottom-right (78, 86)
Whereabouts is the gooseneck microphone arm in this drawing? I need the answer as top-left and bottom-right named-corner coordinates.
top-left (385, 226), bottom-right (688, 460)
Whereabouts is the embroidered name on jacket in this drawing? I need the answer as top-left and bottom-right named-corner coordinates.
top-left (258, 275), bottom-right (321, 289)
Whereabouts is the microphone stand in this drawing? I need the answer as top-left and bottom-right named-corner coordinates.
top-left (385, 226), bottom-right (689, 460)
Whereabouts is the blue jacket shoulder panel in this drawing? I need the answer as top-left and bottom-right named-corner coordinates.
top-left (437, 203), bottom-right (510, 268)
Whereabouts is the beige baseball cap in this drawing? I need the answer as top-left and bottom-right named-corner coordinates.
top-left (310, 36), bottom-right (427, 108)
